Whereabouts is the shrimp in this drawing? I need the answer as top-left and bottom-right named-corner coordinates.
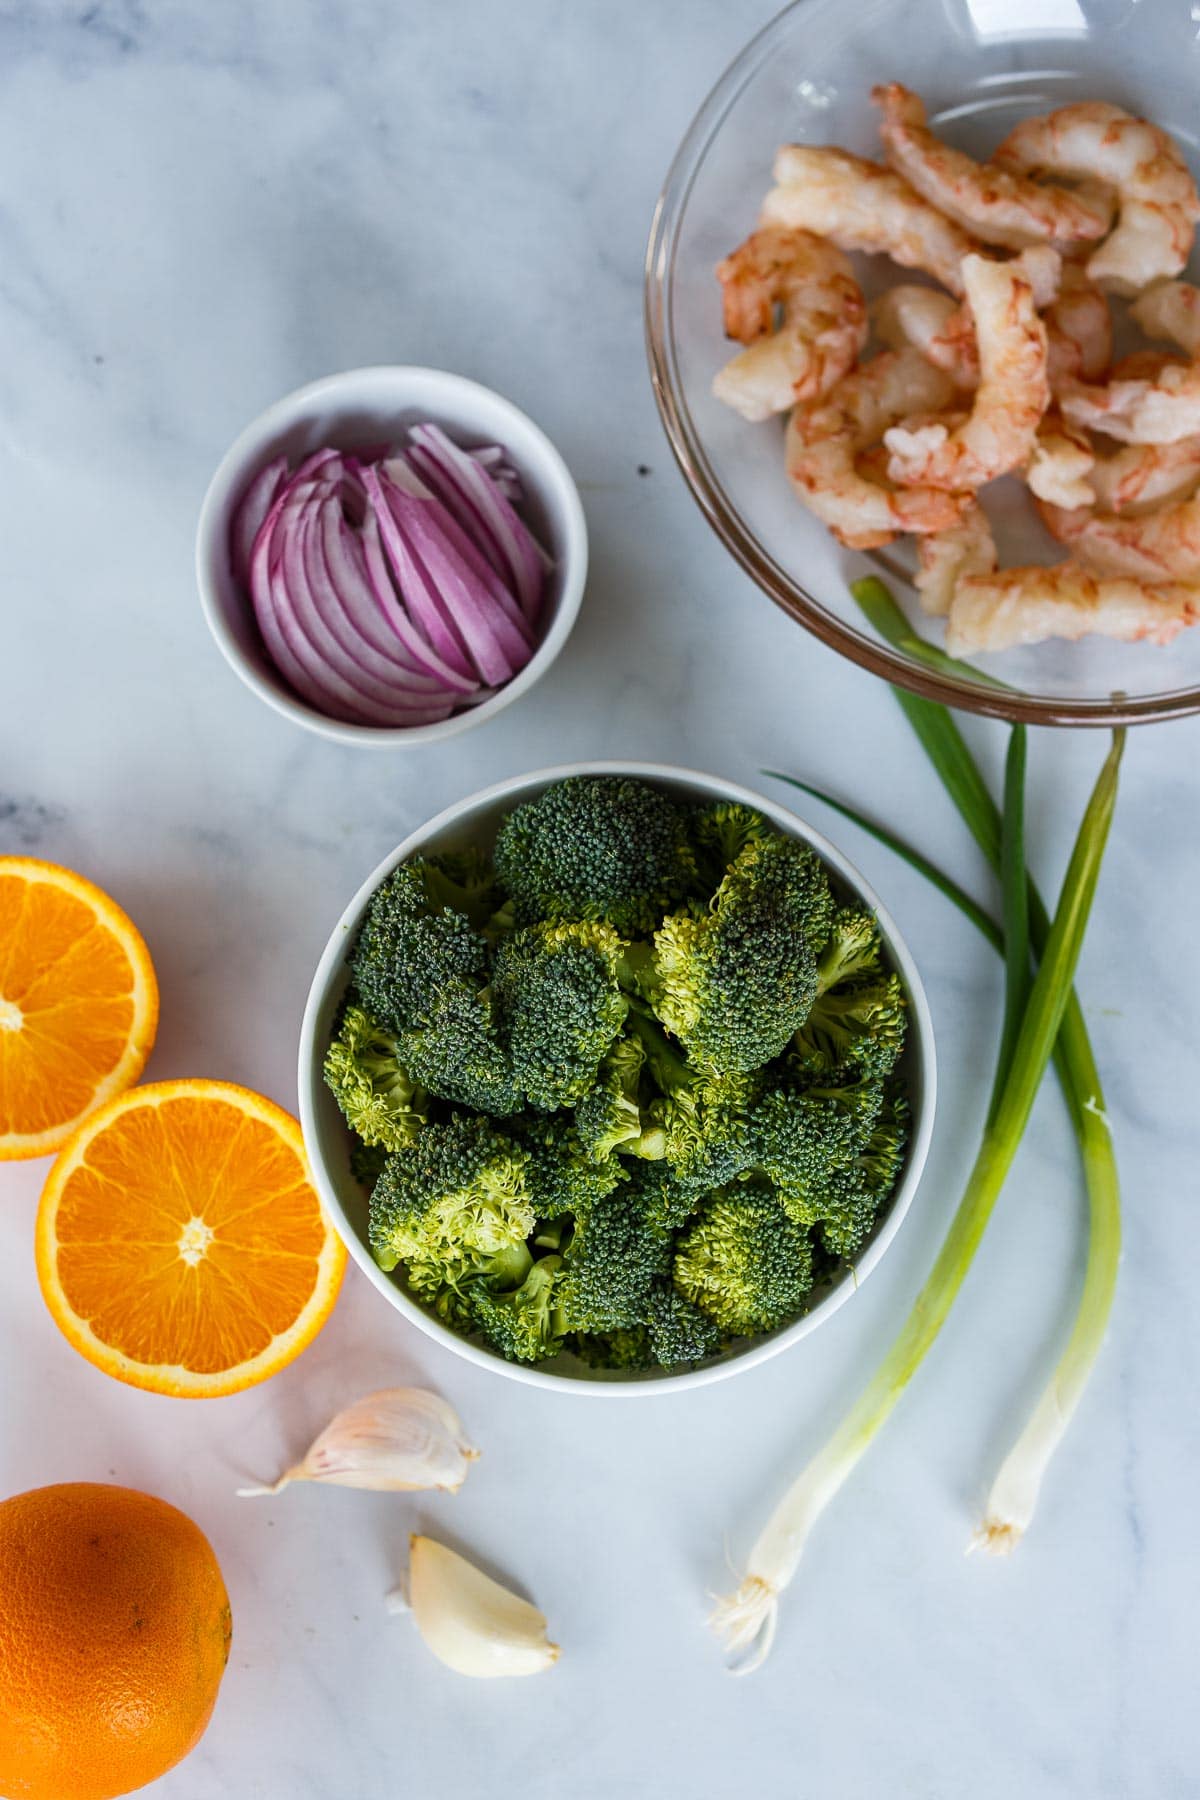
top-left (1131, 278), bottom-right (1200, 357)
top-left (946, 563), bottom-right (1200, 653)
top-left (712, 227), bottom-right (868, 422)
top-left (1088, 437), bottom-right (1200, 514)
top-left (914, 500), bottom-right (997, 616)
top-left (784, 348), bottom-right (963, 548)
top-left (1060, 348), bottom-right (1200, 444)
top-left (761, 145), bottom-right (978, 294)
top-left (872, 286), bottom-right (978, 386)
top-left (873, 83), bottom-right (1110, 251)
top-left (872, 247), bottom-right (1060, 391)
top-left (993, 102), bottom-right (1200, 295)
top-left (884, 254), bottom-right (1049, 491)
top-left (1025, 417), bottom-right (1096, 509)
top-left (1044, 266), bottom-right (1112, 392)
top-left (1037, 487), bottom-right (1200, 581)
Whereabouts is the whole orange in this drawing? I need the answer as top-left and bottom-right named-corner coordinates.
top-left (0, 1483), bottom-right (231, 1800)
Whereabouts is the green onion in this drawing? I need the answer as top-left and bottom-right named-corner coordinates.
top-left (710, 709), bottom-right (1124, 1673)
top-left (847, 578), bottom-right (1123, 1553)
top-left (767, 766), bottom-right (1121, 1555)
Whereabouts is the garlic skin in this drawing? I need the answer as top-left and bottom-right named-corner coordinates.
top-left (237, 1388), bottom-right (478, 1496)
top-left (403, 1535), bottom-right (559, 1678)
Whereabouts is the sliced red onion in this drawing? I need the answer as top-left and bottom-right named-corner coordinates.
top-left (316, 500), bottom-right (449, 692)
top-left (360, 463), bottom-right (476, 680)
top-left (233, 422), bottom-right (552, 728)
top-left (408, 422), bottom-right (548, 623)
top-left (281, 497), bottom-right (455, 710)
top-left (383, 457), bottom-right (533, 644)
top-left (358, 508), bottom-right (480, 695)
top-left (377, 471), bottom-right (530, 684)
top-left (230, 454), bottom-right (287, 590)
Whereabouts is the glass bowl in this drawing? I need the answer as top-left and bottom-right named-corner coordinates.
top-left (645, 0), bottom-right (1200, 726)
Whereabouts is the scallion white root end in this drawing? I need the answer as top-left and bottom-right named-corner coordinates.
top-left (709, 1575), bottom-right (779, 1674)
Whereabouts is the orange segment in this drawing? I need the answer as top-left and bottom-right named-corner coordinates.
top-left (0, 858), bottom-right (158, 1159)
top-left (36, 1080), bottom-right (346, 1397)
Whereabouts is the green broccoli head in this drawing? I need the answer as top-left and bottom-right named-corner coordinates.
top-left (367, 1115), bottom-right (535, 1297)
top-left (673, 1183), bottom-right (815, 1337)
top-left (790, 971), bottom-right (908, 1080)
top-left (466, 1255), bottom-right (564, 1363)
top-left (493, 776), bottom-right (696, 936)
top-left (690, 801), bottom-right (776, 889)
top-left (391, 980), bottom-right (519, 1117)
top-left (515, 1111), bottom-right (624, 1221)
top-left (350, 858), bottom-right (492, 1035)
top-left (816, 907), bottom-right (883, 994)
top-left (630, 1011), bottom-right (759, 1187)
top-left (566, 1325), bottom-right (656, 1371)
top-left (795, 1080), bottom-right (912, 1261)
top-left (747, 1076), bottom-right (883, 1199)
top-left (643, 836), bottom-right (834, 1073)
top-left (323, 997), bottom-right (428, 1151)
top-left (644, 1280), bottom-right (722, 1366)
top-left (555, 1181), bottom-right (673, 1334)
top-left (573, 1031), bottom-right (657, 1161)
top-left (491, 920), bottom-right (629, 1112)
top-left (349, 1138), bottom-right (390, 1193)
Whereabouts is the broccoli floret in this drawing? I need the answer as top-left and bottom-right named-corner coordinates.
top-left (790, 971), bottom-right (907, 1079)
top-left (567, 1326), bottom-right (655, 1371)
top-left (644, 1280), bottom-right (722, 1366)
top-left (573, 1031), bottom-right (666, 1161)
top-left (690, 801), bottom-right (776, 889)
top-left (673, 1183), bottom-right (815, 1337)
top-left (790, 1081), bottom-right (912, 1260)
top-left (493, 776), bottom-right (696, 936)
top-left (491, 920), bottom-right (629, 1112)
top-left (555, 1181), bottom-right (672, 1333)
top-left (393, 981), bottom-right (519, 1116)
top-left (367, 1115), bottom-right (534, 1297)
top-left (623, 1157), bottom-right (700, 1236)
top-left (516, 1111), bottom-right (624, 1220)
top-left (815, 907), bottom-right (883, 994)
top-left (350, 859), bottom-right (492, 1033)
top-left (630, 1012), bottom-right (758, 1189)
top-left (747, 1076), bottom-right (884, 1198)
top-left (467, 1255), bottom-right (564, 1363)
top-left (349, 1138), bottom-right (390, 1193)
top-left (642, 836), bottom-right (833, 1073)
top-left (323, 997), bottom-right (428, 1151)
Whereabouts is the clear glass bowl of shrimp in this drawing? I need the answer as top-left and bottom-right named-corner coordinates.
top-left (645, 0), bottom-right (1200, 725)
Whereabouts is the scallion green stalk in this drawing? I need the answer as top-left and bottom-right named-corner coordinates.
top-left (847, 577), bottom-right (1123, 1555)
top-left (711, 725), bottom-right (1123, 1672)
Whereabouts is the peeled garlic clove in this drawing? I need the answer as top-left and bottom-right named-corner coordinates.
top-left (237, 1388), bottom-right (478, 1496)
top-left (404, 1535), bottom-right (559, 1678)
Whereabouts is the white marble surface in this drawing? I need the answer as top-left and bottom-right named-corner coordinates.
top-left (1, 4), bottom-right (1198, 1796)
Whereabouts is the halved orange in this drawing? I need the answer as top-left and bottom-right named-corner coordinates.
top-left (0, 857), bottom-right (158, 1160)
top-left (36, 1080), bottom-right (346, 1397)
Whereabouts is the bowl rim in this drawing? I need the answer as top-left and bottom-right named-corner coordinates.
top-left (643, 0), bottom-right (1200, 729)
top-left (194, 365), bottom-right (588, 749)
top-left (297, 759), bottom-right (938, 1396)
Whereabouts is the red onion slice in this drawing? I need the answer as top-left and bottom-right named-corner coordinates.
top-left (360, 463), bottom-right (476, 679)
top-left (408, 422), bottom-right (548, 623)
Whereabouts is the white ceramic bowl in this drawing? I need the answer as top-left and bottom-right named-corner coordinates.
top-left (195, 367), bottom-right (588, 747)
top-left (298, 763), bottom-right (937, 1393)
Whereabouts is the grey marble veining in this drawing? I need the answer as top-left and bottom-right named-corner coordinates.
top-left (1, 4), bottom-right (1198, 1797)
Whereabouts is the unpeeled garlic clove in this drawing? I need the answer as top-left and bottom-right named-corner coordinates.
top-left (401, 1535), bottom-right (559, 1678)
top-left (237, 1388), bottom-right (478, 1496)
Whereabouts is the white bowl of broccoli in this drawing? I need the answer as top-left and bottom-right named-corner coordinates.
top-left (297, 764), bottom-right (937, 1392)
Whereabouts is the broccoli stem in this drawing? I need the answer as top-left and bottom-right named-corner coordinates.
top-left (711, 721), bottom-right (1124, 1673)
